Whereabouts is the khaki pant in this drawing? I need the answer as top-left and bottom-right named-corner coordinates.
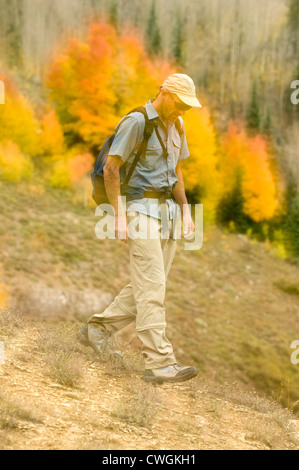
top-left (88, 212), bottom-right (177, 369)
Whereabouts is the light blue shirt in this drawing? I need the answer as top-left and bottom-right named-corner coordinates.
top-left (109, 100), bottom-right (190, 220)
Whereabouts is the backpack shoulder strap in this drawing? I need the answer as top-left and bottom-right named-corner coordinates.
top-left (123, 107), bottom-right (157, 187)
top-left (127, 106), bottom-right (148, 116)
top-left (126, 106), bottom-right (159, 141)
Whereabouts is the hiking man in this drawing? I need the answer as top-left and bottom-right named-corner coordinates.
top-left (79, 73), bottom-right (202, 384)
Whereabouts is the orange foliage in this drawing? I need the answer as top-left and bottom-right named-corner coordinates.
top-left (46, 21), bottom-right (281, 223)
top-left (49, 151), bottom-right (93, 189)
top-left (47, 22), bottom-right (174, 149)
top-left (0, 141), bottom-right (33, 182)
top-left (0, 283), bottom-right (8, 308)
top-left (220, 122), bottom-right (279, 222)
top-left (242, 136), bottom-right (278, 222)
top-left (0, 73), bottom-right (40, 156)
top-left (115, 35), bottom-right (173, 111)
top-left (40, 106), bottom-right (64, 155)
top-left (182, 107), bottom-right (220, 217)
top-left (48, 24), bottom-right (120, 147)
top-left (0, 266), bottom-right (9, 308)
top-left (68, 153), bottom-right (94, 184)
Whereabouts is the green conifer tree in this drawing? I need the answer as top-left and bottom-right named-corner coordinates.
top-left (172, 14), bottom-right (184, 65)
top-left (216, 169), bottom-right (252, 233)
top-left (146, 0), bottom-right (162, 56)
top-left (288, 0), bottom-right (299, 55)
top-left (263, 106), bottom-right (272, 134)
top-left (109, 1), bottom-right (118, 29)
top-left (5, 1), bottom-right (23, 69)
top-left (284, 184), bottom-right (299, 257)
top-left (247, 80), bottom-right (260, 130)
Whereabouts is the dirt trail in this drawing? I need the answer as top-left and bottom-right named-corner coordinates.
top-left (0, 322), bottom-right (298, 451)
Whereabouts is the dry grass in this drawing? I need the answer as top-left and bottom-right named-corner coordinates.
top-left (43, 349), bottom-right (84, 388)
top-left (1, 182), bottom-right (299, 411)
top-left (191, 377), bottom-right (293, 418)
top-left (274, 280), bottom-right (299, 297)
top-left (0, 431), bottom-right (13, 450)
top-left (37, 323), bottom-right (90, 388)
top-left (119, 345), bottom-right (144, 374)
top-left (111, 379), bottom-right (162, 428)
top-left (245, 416), bottom-right (298, 450)
top-left (0, 392), bottom-right (43, 430)
top-left (75, 437), bottom-right (123, 450)
top-left (176, 417), bottom-right (199, 435)
top-left (205, 399), bottom-right (222, 419)
top-left (188, 377), bottom-right (298, 449)
top-left (0, 308), bottom-right (25, 337)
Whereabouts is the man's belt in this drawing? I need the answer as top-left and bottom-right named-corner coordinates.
top-left (143, 190), bottom-right (173, 202)
top-left (120, 185), bottom-right (175, 203)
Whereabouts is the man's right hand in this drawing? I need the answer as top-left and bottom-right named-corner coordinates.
top-left (115, 214), bottom-right (129, 242)
top-left (103, 156), bottom-right (128, 242)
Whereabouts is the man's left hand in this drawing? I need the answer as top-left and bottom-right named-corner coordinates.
top-left (182, 214), bottom-right (195, 239)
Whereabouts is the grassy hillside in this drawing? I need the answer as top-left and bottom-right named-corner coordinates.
top-left (0, 180), bottom-right (299, 411)
top-left (0, 310), bottom-right (298, 450)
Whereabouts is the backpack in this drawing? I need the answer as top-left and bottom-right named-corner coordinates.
top-left (90, 106), bottom-right (184, 205)
top-left (91, 107), bottom-right (157, 205)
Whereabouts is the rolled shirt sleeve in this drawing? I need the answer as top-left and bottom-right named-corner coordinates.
top-left (109, 115), bottom-right (144, 164)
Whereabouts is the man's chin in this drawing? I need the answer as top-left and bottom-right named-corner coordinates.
top-left (169, 114), bottom-right (179, 123)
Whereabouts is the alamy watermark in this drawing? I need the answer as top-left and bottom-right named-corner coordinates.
top-left (290, 80), bottom-right (299, 105)
top-left (0, 341), bottom-right (5, 365)
top-left (0, 80), bottom-right (4, 104)
top-left (291, 340), bottom-right (299, 365)
top-left (95, 197), bottom-right (203, 250)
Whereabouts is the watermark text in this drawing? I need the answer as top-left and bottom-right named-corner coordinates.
top-left (290, 80), bottom-right (299, 105)
top-left (95, 197), bottom-right (203, 251)
top-left (291, 340), bottom-right (299, 365)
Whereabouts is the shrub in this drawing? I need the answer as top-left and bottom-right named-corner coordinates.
top-left (284, 194), bottom-right (299, 257)
top-left (0, 141), bottom-right (33, 182)
top-left (0, 72), bottom-right (40, 156)
top-left (111, 380), bottom-right (161, 428)
top-left (49, 151), bottom-right (94, 189)
top-left (0, 393), bottom-right (43, 430)
top-left (47, 22), bottom-right (173, 149)
top-left (40, 107), bottom-right (65, 156)
top-left (37, 324), bottom-right (87, 387)
top-left (218, 122), bottom-right (280, 227)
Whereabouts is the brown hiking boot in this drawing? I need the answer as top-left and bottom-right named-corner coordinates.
top-left (78, 323), bottom-right (123, 360)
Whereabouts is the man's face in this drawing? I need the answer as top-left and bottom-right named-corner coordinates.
top-left (162, 91), bottom-right (192, 123)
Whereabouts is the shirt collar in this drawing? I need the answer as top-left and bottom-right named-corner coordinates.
top-left (145, 100), bottom-right (159, 120)
top-left (145, 99), bottom-right (172, 131)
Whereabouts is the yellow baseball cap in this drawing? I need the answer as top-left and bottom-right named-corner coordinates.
top-left (161, 73), bottom-right (202, 108)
